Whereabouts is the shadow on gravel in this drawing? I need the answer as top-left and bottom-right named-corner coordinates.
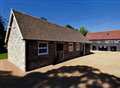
top-left (0, 65), bottom-right (120, 88)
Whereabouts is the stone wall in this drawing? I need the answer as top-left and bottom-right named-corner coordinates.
top-left (7, 16), bottom-right (26, 71)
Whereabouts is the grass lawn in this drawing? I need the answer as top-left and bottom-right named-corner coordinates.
top-left (0, 53), bottom-right (7, 60)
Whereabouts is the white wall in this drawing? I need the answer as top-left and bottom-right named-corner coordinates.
top-left (8, 16), bottom-right (26, 71)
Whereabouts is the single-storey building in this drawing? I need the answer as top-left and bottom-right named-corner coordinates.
top-left (86, 30), bottom-right (120, 51)
top-left (5, 9), bottom-right (91, 71)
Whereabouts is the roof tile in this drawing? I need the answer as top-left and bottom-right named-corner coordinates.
top-left (86, 30), bottom-right (120, 40)
top-left (13, 10), bottom-right (88, 43)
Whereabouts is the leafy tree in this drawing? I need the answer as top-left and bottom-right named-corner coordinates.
top-left (65, 24), bottom-right (75, 29)
top-left (65, 24), bottom-right (78, 31)
top-left (79, 26), bottom-right (88, 36)
top-left (41, 17), bottom-right (47, 21)
top-left (0, 16), bottom-right (6, 53)
top-left (0, 17), bottom-right (5, 34)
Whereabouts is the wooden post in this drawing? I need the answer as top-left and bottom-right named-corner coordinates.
top-left (83, 43), bottom-right (86, 55)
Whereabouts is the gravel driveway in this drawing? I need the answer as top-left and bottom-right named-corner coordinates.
top-left (32, 51), bottom-right (120, 77)
top-left (0, 51), bottom-right (120, 88)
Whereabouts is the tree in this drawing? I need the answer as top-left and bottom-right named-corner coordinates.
top-left (0, 16), bottom-right (6, 52)
top-left (41, 17), bottom-right (47, 21)
top-left (79, 26), bottom-right (88, 36)
top-left (65, 24), bottom-right (78, 31)
top-left (65, 24), bottom-right (74, 29)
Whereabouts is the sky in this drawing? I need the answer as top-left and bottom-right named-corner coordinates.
top-left (1, 0), bottom-right (120, 32)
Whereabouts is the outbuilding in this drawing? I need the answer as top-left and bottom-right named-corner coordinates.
top-left (5, 10), bottom-right (90, 71)
top-left (86, 30), bottom-right (120, 51)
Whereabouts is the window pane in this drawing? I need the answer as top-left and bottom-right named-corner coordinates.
top-left (39, 49), bottom-right (47, 53)
top-left (39, 43), bottom-right (47, 47)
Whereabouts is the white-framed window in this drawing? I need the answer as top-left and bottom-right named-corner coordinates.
top-left (105, 40), bottom-right (109, 43)
top-left (68, 43), bottom-right (74, 52)
top-left (38, 42), bottom-right (48, 55)
top-left (97, 41), bottom-right (101, 43)
top-left (110, 40), bottom-right (113, 43)
top-left (76, 42), bottom-right (80, 51)
top-left (114, 40), bottom-right (119, 43)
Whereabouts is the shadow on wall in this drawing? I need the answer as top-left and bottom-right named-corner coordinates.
top-left (0, 65), bottom-right (120, 88)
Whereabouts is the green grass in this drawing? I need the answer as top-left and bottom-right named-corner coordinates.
top-left (0, 53), bottom-right (7, 60)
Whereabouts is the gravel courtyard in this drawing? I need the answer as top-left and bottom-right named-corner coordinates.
top-left (35, 51), bottom-right (120, 76)
top-left (0, 51), bottom-right (120, 88)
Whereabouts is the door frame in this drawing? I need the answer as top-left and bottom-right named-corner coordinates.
top-left (54, 42), bottom-right (64, 64)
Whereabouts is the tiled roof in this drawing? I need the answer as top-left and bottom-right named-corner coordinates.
top-left (86, 30), bottom-right (120, 40)
top-left (9, 10), bottom-right (89, 43)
